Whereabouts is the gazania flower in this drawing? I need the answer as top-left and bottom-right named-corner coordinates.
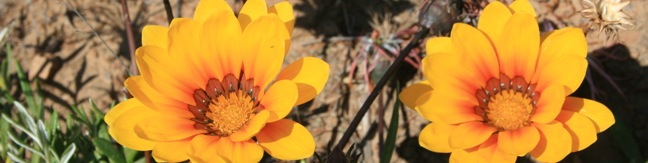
top-left (400, 0), bottom-right (615, 162)
top-left (104, 0), bottom-right (329, 162)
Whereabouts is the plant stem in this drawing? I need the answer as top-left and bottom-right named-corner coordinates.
top-left (163, 0), bottom-right (174, 25)
top-left (119, 0), bottom-right (138, 76)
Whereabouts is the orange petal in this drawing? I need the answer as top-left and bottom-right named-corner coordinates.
top-left (238, 0), bottom-right (267, 30)
top-left (449, 121), bottom-right (497, 149)
top-left (497, 126), bottom-right (540, 155)
top-left (257, 119), bottom-right (315, 160)
top-left (536, 27), bottom-right (587, 71)
top-left (229, 110), bottom-right (270, 142)
top-left (200, 9), bottom-right (242, 80)
top-left (399, 81), bottom-right (432, 110)
top-left (167, 18), bottom-right (210, 88)
top-left (188, 135), bottom-right (227, 162)
top-left (422, 51), bottom-right (481, 92)
top-left (136, 115), bottom-right (206, 141)
top-left (475, 135), bottom-right (517, 162)
top-left (215, 137), bottom-right (264, 162)
top-left (533, 54), bottom-right (587, 94)
top-left (241, 15), bottom-right (288, 90)
top-left (556, 110), bottom-right (597, 151)
top-left (124, 76), bottom-right (192, 118)
top-left (425, 37), bottom-right (456, 55)
top-left (421, 86), bottom-right (482, 124)
top-left (141, 25), bottom-right (168, 49)
top-left (136, 46), bottom-right (196, 105)
top-left (106, 99), bottom-right (158, 151)
top-left (530, 85), bottom-right (566, 123)
top-left (269, 1), bottom-right (295, 34)
top-left (477, 1), bottom-right (512, 50)
top-left (260, 80), bottom-right (298, 122)
top-left (509, 0), bottom-right (537, 16)
top-left (449, 147), bottom-right (480, 163)
top-left (276, 57), bottom-right (330, 105)
top-left (562, 97), bottom-right (614, 132)
top-left (496, 13), bottom-right (539, 81)
top-left (530, 121), bottom-right (572, 162)
top-left (419, 123), bottom-right (456, 153)
top-left (151, 140), bottom-right (191, 162)
top-left (451, 23), bottom-right (499, 83)
top-left (193, 0), bottom-right (232, 22)
top-left (413, 91), bottom-right (443, 122)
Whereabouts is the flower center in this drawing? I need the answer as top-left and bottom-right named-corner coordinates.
top-left (188, 74), bottom-right (262, 136)
top-left (474, 75), bottom-right (539, 131)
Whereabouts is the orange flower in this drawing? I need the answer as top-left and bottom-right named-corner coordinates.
top-left (104, 0), bottom-right (329, 162)
top-left (399, 0), bottom-right (615, 162)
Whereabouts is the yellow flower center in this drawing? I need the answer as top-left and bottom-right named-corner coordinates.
top-left (474, 75), bottom-right (539, 131)
top-left (189, 74), bottom-right (262, 136)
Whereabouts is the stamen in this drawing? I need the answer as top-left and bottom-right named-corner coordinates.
top-left (475, 75), bottom-right (537, 131)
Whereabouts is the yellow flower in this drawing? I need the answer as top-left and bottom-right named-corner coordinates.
top-left (400, 0), bottom-right (615, 162)
top-left (104, 0), bottom-right (330, 162)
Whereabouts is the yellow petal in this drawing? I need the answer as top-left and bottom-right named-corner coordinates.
top-left (477, 1), bottom-right (512, 46)
top-left (475, 135), bottom-right (517, 162)
top-left (419, 123), bottom-right (455, 153)
top-left (167, 18), bottom-right (209, 88)
top-left (136, 115), bottom-right (206, 141)
top-left (215, 137), bottom-right (264, 163)
top-left (421, 86), bottom-right (482, 124)
top-left (530, 85), bottom-right (566, 123)
top-left (562, 97), bottom-right (615, 132)
top-left (269, 1), bottom-right (295, 34)
top-left (238, 0), bottom-right (267, 30)
top-left (107, 99), bottom-right (158, 151)
top-left (449, 148), bottom-right (480, 163)
top-left (142, 25), bottom-right (168, 49)
top-left (257, 119), bottom-right (315, 160)
top-left (399, 81), bottom-right (432, 109)
top-left (124, 76), bottom-right (192, 118)
top-left (193, 0), bottom-right (232, 22)
top-left (497, 13), bottom-right (539, 81)
top-left (497, 126), bottom-right (540, 155)
top-left (509, 0), bottom-right (537, 16)
top-left (151, 140), bottom-right (191, 162)
top-left (422, 51), bottom-right (481, 91)
top-left (188, 135), bottom-right (227, 162)
top-left (260, 80), bottom-right (298, 122)
top-left (200, 9), bottom-right (243, 80)
top-left (413, 91), bottom-right (443, 122)
top-left (449, 121), bottom-right (497, 149)
top-left (229, 110), bottom-right (269, 142)
top-left (537, 28), bottom-right (587, 69)
top-left (241, 14), bottom-right (288, 90)
top-left (533, 28), bottom-right (587, 94)
top-left (556, 110), bottom-right (597, 151)
top-left (451, 23), bottom-right (499, 83)
top-left (425, 37), bottom-right (456, 55)
top-left (533, 54), bottom-right (588, 94)
top-left (276, 57), bottom-right (330, 105)
top-left (136, 46), bottom-right (195, 105)
top-left (530, 121), bottom-right (572, 162)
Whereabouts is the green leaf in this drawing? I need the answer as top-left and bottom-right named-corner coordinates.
top-left (60, 144), bottom-right (77, 163)
top-left (380, 82), bottom-right (401, 163)
top-left (92, 138), bottom-right (125, 163)
top-left (8, 44), bottom-right (42, 118)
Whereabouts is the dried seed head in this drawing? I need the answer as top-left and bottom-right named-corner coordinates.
top-left (581, 0), bottom-right (634, 41)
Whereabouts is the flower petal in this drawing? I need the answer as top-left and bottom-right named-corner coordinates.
top-left (399, 81), bottom-right (432, 109)
top-left (533, 28), bottom-right (587, 93)
top-left (106, 99), bottom-right (158, 151)
top-left (136, 114), bottom-right (206, 141)
top-left (537, 28), bottom-right (587, 69)
top-left (269, 1), bottom-right (295, 34)
top-left (216, 137), bottom-right (264, 163)
top-left (509, 0), bottom-right (537, 16)
top-left (477, 1), bottom-right (512, 45)
top-left (475, 135), bottom-right (517, 162)
top-left (260, 80), bottom-right (298, 122)
top-left (242, 14), bottom-right (289, 90)
top-left (167, 18), bottom-right (210, 88)
top-left (497, 12), bottom-right (540, 81)
top-left (451, 23), bottom-right (499, 83)
top-left (413, 91), bottom-right (443, 122)
top-left (530, 121), bottom-right (572, 162)
top-left (530, 85), bottom-right (566, 123)
top-left (193, 0), bottom-right (232, 22)
top-left (188, 135), bottom-right (227, 162)
top-left (201, 9), bottom-right (243, 80)
top-left (425, 37), bottom-right (456, 55)
top-left (421, 86), bottom-right (482, 124)
top-left (419, 123), bottom-right (456, 153)
top-left (238, 0), bottom-right (267, 30)
top-left (229, 110), bottom-right (270, 142)
top-left (449, 147), bottom-right (480, 163)
top-left (257, 119), bottom-right (315, 160)
top-left (562, 97), bottom-right (614, 132)
top-left (497, 126), bottom-right (540, 155)
top-left (556, 110), bottom-right (597, 151)
top-left (136, 46), bottom-right (195, 105)
top-left (141, 25), bottom-right (168, 49)
top-left (533, 54), bottom-right (587, 94)
top-left (449, 121), bottom-right (497, 149)
top-left (124, 76), bottom-right (192, 118)
top-left (152, 140), bottom-right (191, 162)
top-left (276, 57), bottom-right (330, 105)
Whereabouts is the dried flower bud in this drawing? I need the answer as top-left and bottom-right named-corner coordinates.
top-left (581, 0), bottom-right (634, 41)
top-left (418, 0), bottom-right (461, 35)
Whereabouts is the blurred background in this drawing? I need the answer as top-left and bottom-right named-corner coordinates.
top-left (0, 0), bottom-right (647, 162)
